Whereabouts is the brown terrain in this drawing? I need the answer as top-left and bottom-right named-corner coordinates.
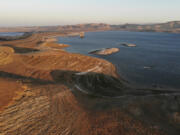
top-left (0, 29), bottom-right (180, 135)
top-left (0, 21), bottom-right (180, 33)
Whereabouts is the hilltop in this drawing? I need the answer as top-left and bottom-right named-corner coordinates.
top-left (0, 21), bottom-right (180, 33)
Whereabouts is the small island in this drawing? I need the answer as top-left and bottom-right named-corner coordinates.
top-left (122, 43), bottom-right (136, 47)
top-left (89, 48), bottom-right (119, 55)
top-left (80, 32), bottom-right (85, 38)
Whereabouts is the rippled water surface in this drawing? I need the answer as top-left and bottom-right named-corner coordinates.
top-left (58, 31), bottom-right (180, 90)
top-left (0, 32), bottom-right (24, 37)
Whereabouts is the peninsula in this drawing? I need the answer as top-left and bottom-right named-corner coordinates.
top-left (0, 22), bottom-right (180, 135)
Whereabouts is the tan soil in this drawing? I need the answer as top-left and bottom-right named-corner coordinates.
top-left (0, 47), bottom-right (14, 65)
top-left (0, 79), bottom-right (25, 111)
top-left (0, 32), bottom-right (179, 135)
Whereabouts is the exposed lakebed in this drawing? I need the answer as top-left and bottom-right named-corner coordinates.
top-left (58, 31), bottom-right (180, 90)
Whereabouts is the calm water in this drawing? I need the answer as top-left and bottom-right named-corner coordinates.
top-left (0, 32), bottom-right (24, 37)
top-left (58, 31), bottom-right (180, 90)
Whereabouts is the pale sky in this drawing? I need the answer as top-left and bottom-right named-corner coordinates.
top-left (0, 0), bottom-right (180, 26)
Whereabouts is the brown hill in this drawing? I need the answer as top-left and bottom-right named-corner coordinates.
top-left (0, 32), bottom-right (180, 135)
top-left (1, 21), bottom-right (180, 33)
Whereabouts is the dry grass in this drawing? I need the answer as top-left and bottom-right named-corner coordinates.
top-left (0, 79), bottom-right (25, 111)
top-left (0, 47), bottom-right (14, 65)
top-left (0, 32), bottom-right (179, 135)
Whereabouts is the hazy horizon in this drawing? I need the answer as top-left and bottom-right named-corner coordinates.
top-left (0, 0), bottom-right (180, 27)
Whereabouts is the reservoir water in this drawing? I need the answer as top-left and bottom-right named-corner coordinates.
top-left (0, 32), bottom-right (24, 37)
top-left (58, 31), bottom-right (180, 90)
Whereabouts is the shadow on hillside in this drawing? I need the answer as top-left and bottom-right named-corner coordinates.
top-left (0, 71), bottom-right (54, 85)
top-left (50, 70), bottom-right (179, 97)
top-left (0, 69), bottom-right (178, 98)
top-left (1, 69), bottom-right (180, 134)
top-left (1, 44), bottom-right (39, 53)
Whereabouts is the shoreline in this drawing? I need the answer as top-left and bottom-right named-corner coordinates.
top-left (1, 31), bottom-right (179, 91)
top-left (0, 31), bottom-right (180, 135)
top-left (55, 32), bottom-right (180, 92)
top-left (48, 33), bottom-right (122, 79)
top-left (0, 32), bottom-right (134, 110)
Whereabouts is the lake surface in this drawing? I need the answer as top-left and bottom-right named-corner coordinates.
top-left (0, 32), bottom-right (24, 37)
top-left (58, 31), bottom-right (180, 90)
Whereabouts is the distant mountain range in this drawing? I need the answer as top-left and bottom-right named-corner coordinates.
top-left (0, 21), bottom-right (180, 33)
top-left (111, 21), bottom-right (180, 33)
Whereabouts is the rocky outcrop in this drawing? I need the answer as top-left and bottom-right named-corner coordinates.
top-left (122, 43), bottom-right (136, 47)
top-left (89, 48), bottom-right (119, 55)
top-left (80, 32), bottom-right (85, 38)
